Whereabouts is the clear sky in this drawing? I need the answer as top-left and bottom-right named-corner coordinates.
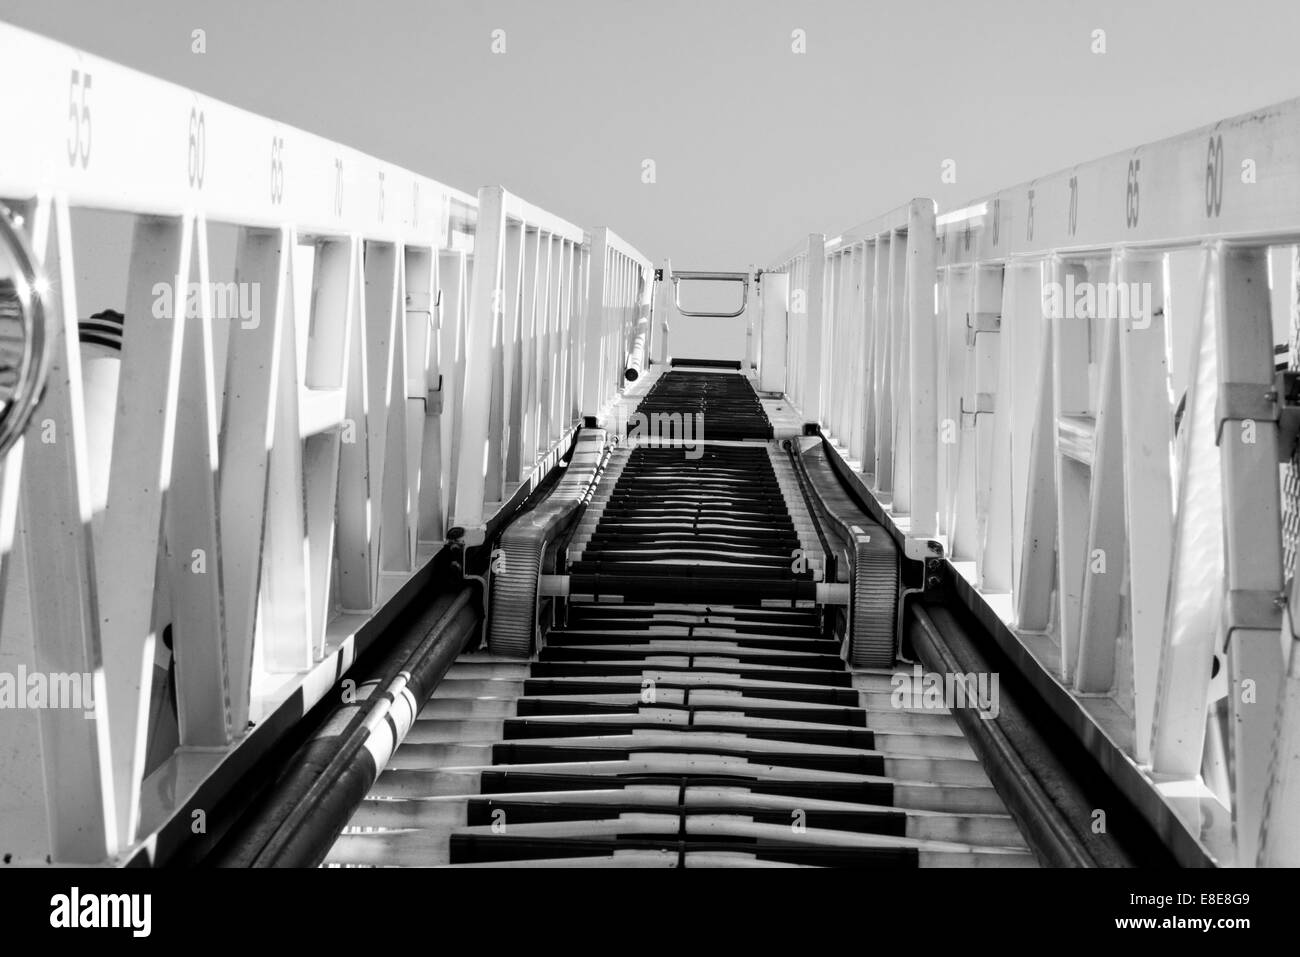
top-left (3, 0), bottom-right (1299, 270)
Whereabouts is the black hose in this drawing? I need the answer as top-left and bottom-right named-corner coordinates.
top-left (217, 587), bottom-right (479, 868)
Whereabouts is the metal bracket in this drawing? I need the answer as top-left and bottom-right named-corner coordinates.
top-left (1214, 372), bottom-right (1300, 458)
top-left (904, 537), bottom-right (944, 564)
top-left (1215, 379), bottom-right (1279, 446)
top-left (418, 287), bottom-right (444, 335)
top-left (1223, 588), bottom-right (1284, 647)
top-left (444, 530), bottom-right (468, 576)
top-left (427, 373), bottom-right (444, 414)
top-left (959, 392), bottom-right (995, 429)
top-left (893, 555), bottom-right (946, 664)
top-left (1273, 369), bottom-right (1300, 460)
top-left (1288, 574), bottom-right (1300, 642)
top-left (450, 524), bottom-right (488, 548)
top-left (965, 311), bottom-right (1001, 346)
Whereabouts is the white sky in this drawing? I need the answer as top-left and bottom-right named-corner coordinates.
top-left (3, 0), bottom-right (1299, 270)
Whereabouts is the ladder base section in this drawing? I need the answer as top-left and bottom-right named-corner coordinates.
top-left (329, 373), bottom-right (1032, 867)
top-left (329, 608), bottom-right (1036, 868)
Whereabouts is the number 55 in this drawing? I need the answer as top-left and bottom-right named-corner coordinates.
top-left (67, 69), bottom-right (92, 168)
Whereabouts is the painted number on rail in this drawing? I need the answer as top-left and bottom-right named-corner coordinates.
top-left (270, 136), bottom-right (285, 204)
top-left (67, 69), bottom-right (92, 168)
top-left (188, 108), bottom-right (206, 189)
top-left (1205, 134), bottom-right (1225, 218)
top-left (1125, 158), bottom-right (1141, 228)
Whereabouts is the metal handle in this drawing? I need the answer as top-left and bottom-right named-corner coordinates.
top-left (671, 270), bottom-right (749, 318)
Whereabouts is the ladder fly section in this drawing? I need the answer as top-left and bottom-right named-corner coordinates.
top-left (0, 22), bottom-right (652, 865)
top-left (761, 98), bottom-right (1300, 866)
top-left (327, 372), bottom-right (1034, 866)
